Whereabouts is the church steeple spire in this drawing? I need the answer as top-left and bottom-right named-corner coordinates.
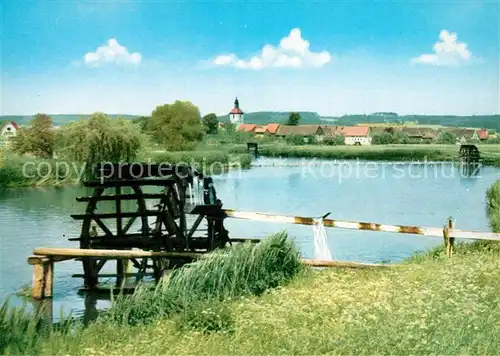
top-left (229, 96), bottom-right (244, 124)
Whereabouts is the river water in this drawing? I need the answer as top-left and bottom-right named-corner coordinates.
top-left (0, 158), bottom-right (498, 319)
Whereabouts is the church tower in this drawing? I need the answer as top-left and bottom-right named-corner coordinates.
top-left (229, 97), bottom-right (244, 124)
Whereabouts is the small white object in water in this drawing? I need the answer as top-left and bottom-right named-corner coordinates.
top-left (312, 218), bottom-right (333, 261)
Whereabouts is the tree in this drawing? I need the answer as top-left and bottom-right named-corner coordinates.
top-left (371, 132), bottom-right (394, 145)
top-left (13, 113), bottom-right (54, 158)
top-left (55, 112), bottom-right (143, 167)
top-left (288, 112), bottom-right (301, 126)
top-left (392, 131), bottom-right (410, 144)
top-left (147, 101), bottom-right (206, 151)
top-left (324, 134), bottom-right (345, 146)
top-left (286, 134), bottom-right (305, 145)
top-left (437, 132), bottom-right (456, 144)
top-left (133, 116), bottom-right (151, 132)
top-left (202, 113), bottom-right (219, 134)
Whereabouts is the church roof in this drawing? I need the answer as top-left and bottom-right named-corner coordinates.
top-left (230, 107), bottom-right (244, 114)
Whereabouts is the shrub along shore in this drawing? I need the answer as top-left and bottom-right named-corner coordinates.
top-left (0, 150), bottom-right (252, 188)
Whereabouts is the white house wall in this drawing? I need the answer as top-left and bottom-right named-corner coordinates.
top-left (0, 124), bottom-right (17, 139)
top-left (345, 136), bottom-right (372, 145)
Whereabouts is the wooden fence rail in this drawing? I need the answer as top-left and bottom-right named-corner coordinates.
top-left (223, 209), bottom-right (500, 242)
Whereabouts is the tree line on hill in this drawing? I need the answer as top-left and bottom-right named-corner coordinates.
top-left (7, 101), bottom-right (223, 166)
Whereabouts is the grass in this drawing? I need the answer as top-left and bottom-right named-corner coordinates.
top-left (19, 241), bottom-right (500, 355)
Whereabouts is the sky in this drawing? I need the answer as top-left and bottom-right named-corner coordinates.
top-left (1, 0), bottom-right (499, 116)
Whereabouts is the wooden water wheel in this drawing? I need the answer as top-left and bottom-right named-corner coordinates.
top-left (458, 144), bottom-right (481, 177)
top-left (70, 163), bottom-right (230, 290)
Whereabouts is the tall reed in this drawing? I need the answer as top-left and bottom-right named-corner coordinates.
top-left (487, 180), bottom-right (500, 233)
top-left (104, 232), bottom-right (302, 326)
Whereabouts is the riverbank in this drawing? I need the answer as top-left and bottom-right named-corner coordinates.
top-left (255, 143), bottom-right (500, 166)
top-left (2, 144), bottom-right (500, 188)
top-left (0, 150), bottom-right (252, 188)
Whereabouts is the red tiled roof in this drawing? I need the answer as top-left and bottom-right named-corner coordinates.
top-left (340, 126), bottom-right (370, 137)
top-left (1, 121), bottom-right (19, 130)
top-left (254, 126), bottom-right (266, 133)
top-left (266, 123), bottom-right (280, 134)
top-left (478, 129), bottom-right (488, 140)
top-left (230, 107), bottom-right (244, 114)
top-left (236, 124), bottom-right (256, 132)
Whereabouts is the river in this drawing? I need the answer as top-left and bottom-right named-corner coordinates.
top-left (0, 158), bottom-right (498, 319)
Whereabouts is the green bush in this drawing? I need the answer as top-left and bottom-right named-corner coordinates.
top-left (487, 180), bottom-right (500, 233)
top-left (286, 135), bottom-right (305, 145)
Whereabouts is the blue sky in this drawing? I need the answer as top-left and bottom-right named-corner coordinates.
top-left (2, 0), bottom-right (499, 116)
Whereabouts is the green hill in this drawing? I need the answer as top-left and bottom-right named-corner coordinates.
top-left (218, 111), bottom-right (322, 125)
top-left (2, 112), bottom-right (499, 131)
top-left (0, 114), bottom-right (139, 127)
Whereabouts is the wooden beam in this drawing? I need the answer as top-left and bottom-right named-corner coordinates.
top-left (230, 238), bottom-right (261, 243)
top-left (76, 193), bottom-right (165, 202)
top-left (33, 247), bottom-right (204, 259)
top-left (83, 178), bottom-right (176, 188)
top-left (72, 272), bottom-right (154, 278)
top-left (71, 211), bottom-right (165, 220)
top-left (28, 255), bottom-right (74, 265)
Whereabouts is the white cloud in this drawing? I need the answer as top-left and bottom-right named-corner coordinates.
top-left (412, 30), bottom-right (472, 66)
top-left (83, 38), bottom-right (142, 66)
top-left (212, 28), bottom-right (332, 70)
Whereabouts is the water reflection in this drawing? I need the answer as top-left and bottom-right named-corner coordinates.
top-left (31, 292), bottom-right (102, 327)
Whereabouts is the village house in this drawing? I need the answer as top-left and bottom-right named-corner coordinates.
top-left (275, 125), bottom-right (325, 143)
top-left (0, 121), bottom-right (19, 141)
top-left (477, 129), bottom-right (488, 141)
top-left (236, 124), bottom-right (257, 133)
top-left (252, 123), bottom-right (280, 138)
top-left (443, 128), bottom-right (481, 144)
top-left (417, 127), bottom-right (439, 141)
top-left (340, 126), bottom-right (372, 145)
top-left (401, 127), bottom-right (424, 140)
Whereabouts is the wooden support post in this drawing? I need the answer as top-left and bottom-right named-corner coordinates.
top-left (443, 216), bottom-right (455, 258)
top-left (32, 259), bottom-right (54, 300)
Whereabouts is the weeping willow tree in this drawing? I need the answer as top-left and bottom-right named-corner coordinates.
top-left (55, 113), bottom-right (144, 176)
